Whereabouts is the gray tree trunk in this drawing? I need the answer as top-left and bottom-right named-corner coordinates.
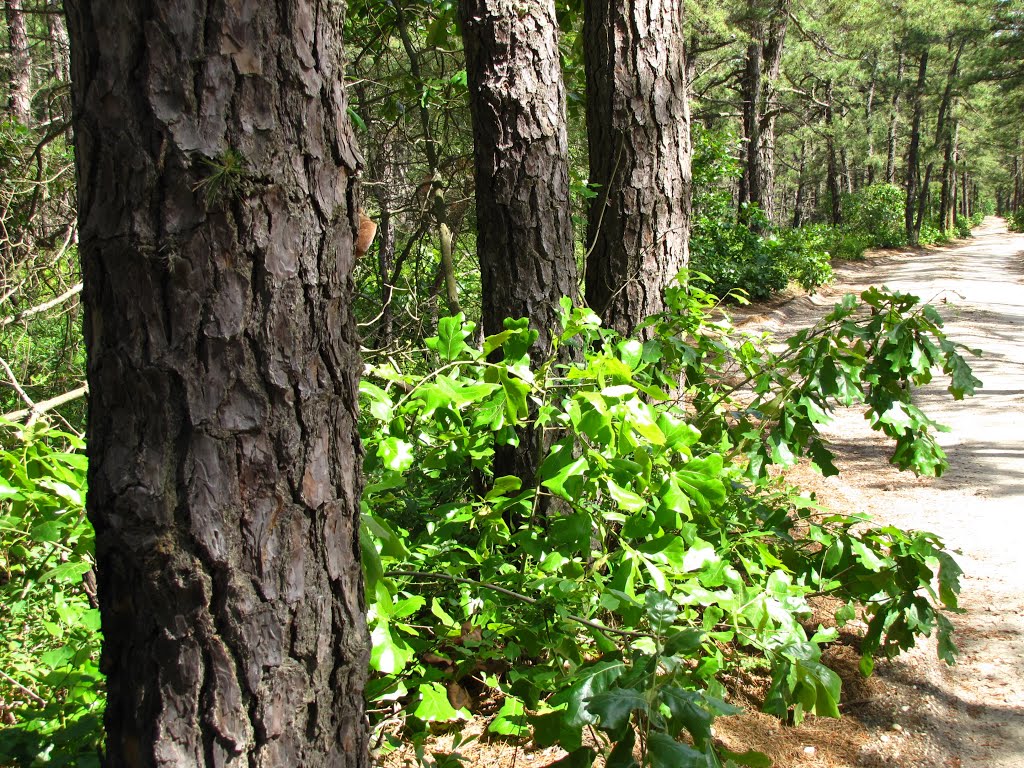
top-left (67, 2), bottom-right (369, 765)
top-left (583, 0), bottom-right (691, 336)
top-left (4, 0), bottom-right (31, 123)
top-left (737, 0), bottom-right (789, 224)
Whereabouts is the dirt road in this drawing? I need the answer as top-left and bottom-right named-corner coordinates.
top-left (754, 217), bottom-right (1024, 767)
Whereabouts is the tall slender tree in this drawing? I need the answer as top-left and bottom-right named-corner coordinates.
top-left (67, 2), bottom-right (369, 764)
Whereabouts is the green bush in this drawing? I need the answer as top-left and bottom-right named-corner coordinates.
top-left (823, 226), bottom-right (874, 260)
top-left (689, 206), bottom-right (833, 300)
top-left (1008, 209), bottom-right (1024, 232)
top-left (844, 183), bottom-right (908, 248)
top-left (360, 285), bottom-right (976, 763)
top-left (0, 420), bottom-right (103, 767)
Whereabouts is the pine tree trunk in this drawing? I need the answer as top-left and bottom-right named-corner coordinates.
top-left (4, 0), bottom-right (32, 123)
top-left (826, 81), bottom-right (842, 226)
top-left (886, 50), bottom-right (904, 184)
top-left (459, 0), bottom-right (578, 360)
top-left (583, 0), bottom-right (690, 336)
top-left (67, 2), bottom-right (369, 765)
top-left (738, 0), bottom-right (789, 224)
top-left (905, 47), bottom-right (929, 244)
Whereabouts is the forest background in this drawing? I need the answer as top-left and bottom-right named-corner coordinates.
top-left (1, 0), bottom-right (1023, 765)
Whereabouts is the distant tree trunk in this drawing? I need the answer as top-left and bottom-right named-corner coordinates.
top-left (905, 46), bottom-right (929, 244)
top-left (939, 122), bottom-right (958, 232)
top-left (395, 2), bottom-right (461, 316)
top-left (46, 0), bottom-right (72, 123)
top-left (792, 139), bottom-right (807, 227)
top-left (583, 0), bottom-right (690, 337)
top-left (738, 0), bottom-right (789, 224)
top-left (825, 81), bottom-right (842, 226)
top-left (864, 56), bottom-right (877, 185)
top-left (960, 169), bottom-right (969, 218)
top-left (460, 0), bottom-right (577, 360)
top-left (68, 2), bottom-right (370, 765)
top-left (4, 0), bottom-right (31, 123)
top-left (918, 38), bottom-right (963, 237)
top-left (886, 49), bottom-right (905, 184)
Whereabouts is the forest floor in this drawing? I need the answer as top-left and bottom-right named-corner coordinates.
top-left (379, 218), bottom-right (1024, 768)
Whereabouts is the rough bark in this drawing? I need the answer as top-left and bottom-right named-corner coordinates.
top-left (737, 0), bottom-right (789, 224)
top-left (459, 0), bottom-right (577, 361)
top-left (4, 0), bottom-right (31, 123)
top-left (67, 2), bottom-right (369, 765)
top-left (905, 47), bottom-right (929, 244)
top-left (583, 0), bottom-right (691, 337)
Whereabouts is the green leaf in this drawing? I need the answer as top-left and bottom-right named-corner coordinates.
top-left (549, 659), bottom-right (626, 727)
top-left (718, 747), bottom-right (773, 768)
top-left (607, 480), bottom-right (646, 513)
top-left (936, 613), bottom-right (958, 665)
top-left (645, 732), bottom-right (706, 768)
top-left (488, 696), bottom-right (527, 736)
top-left (413, 682), bottom-right (470, 722)
top-left (606, 728), bottom-right (639, 768)
top-left (584, 688), bottom-right (647, 737)
top-left (644, 590), bottom-right (678, 626)
top-left (663, 629), bottom-right (705, 656)
top-left (542, 456), bottom-right (589, 501)
top-left (377, 437), bottom-right (414, 471)
top-left (659, 686), bottom-right (713, 746)
top-left (39, 561), bottom-right (91, 583)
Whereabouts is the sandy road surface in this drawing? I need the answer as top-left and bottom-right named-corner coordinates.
top-left (753, 217), bottom-right (1024, 767)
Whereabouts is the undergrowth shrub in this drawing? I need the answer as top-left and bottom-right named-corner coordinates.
top-left (0, 419), bottom-right (102, 767)
top-left (361, 282), bottom-right (978, 765)
top-left (689, 206), bottom-right (833, 300)
top-left (844, 183), bottom-right (907, 248)
top-left (1008, 209), bottom-right (1024, 232)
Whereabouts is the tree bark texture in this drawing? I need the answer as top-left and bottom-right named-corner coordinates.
top-left (459, 0), bottom-right (578, 361)
top-left (583, 0), bottom-right (691, 338)
top-left (4, 0), bottom-right (32, 123)
top-left (905, 46), bottom-right (928, 244)
top-left (67, 2), bottom-right (369, 765)
top-left (737, 0), bottom-right (789, 224)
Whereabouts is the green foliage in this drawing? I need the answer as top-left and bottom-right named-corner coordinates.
top-left (0, 419), bottom-right (103, 767)
top-left (690, 206), bottom-right (834, 300)
top-left (844, 184), bottom-right (908, 249)
top-left (360, 284), bottom-right (975, 763)
top-left (1008, 209), bottom-right (1024, 232)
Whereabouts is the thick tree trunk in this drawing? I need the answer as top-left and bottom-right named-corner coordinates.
top-left (738, 0), bottom-right (789, 224)
top-left (886, 50), bottom-right (904, 184)
top-left (583, 0), bottom-right (690, 337)
top-left (459, 0), bottom-right (577, 360)
top-left (67, 2), bottom-right (369, 765)
top-left (905, 47), bottom-right (929, 244)
top-left (4, 0), bottom-right (31, 123)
